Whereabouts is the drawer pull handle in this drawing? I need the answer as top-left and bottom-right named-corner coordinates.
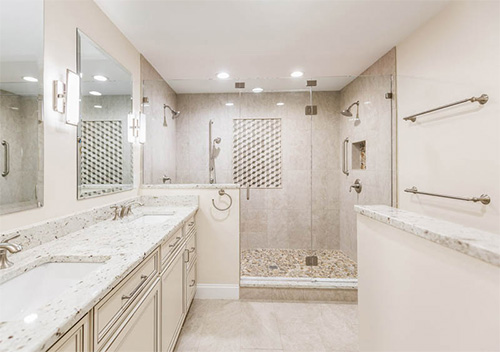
top-left (189, 247), bottom-right (195, 253)
top-left (169, 236), bottom-right (182, 248)
top-left (185, 248), bottom-right (190, 263)
top-left (189, 279), bottom-right (196, 287)
top-left (188, 221), bottom-right (194, 226)
top-left (122, 275), bottom-right (148, 300)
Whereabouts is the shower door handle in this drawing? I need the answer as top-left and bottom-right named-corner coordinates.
top-left (2, 140), bottom-right (9, 177)
top-left (342, 137), bottom-right (349, 176)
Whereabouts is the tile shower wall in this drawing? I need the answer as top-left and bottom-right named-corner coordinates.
top-left (176, 91), bottom-right (341, 250)
top-left (0, 94), bottom-right (40, 209)
top-left (338, 48), bottom-right (396, 260)
top-left (81, 95), bottom-right (133, 185)
top-left (141, 56), bottom-right (178, 184)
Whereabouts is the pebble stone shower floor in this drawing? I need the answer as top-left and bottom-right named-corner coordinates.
top-left (240, 249), bottom-right (358, 279)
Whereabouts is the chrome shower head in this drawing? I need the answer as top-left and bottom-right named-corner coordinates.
top-left (164, 104), bottom-right (181, 119)
top-left (341, 109), bottom-right (352, 117)
top-left (341, 101), bottom-right (359, 118)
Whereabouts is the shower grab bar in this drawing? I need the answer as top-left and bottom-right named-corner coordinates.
top-left (342, 137), bottom-right (349, 176)
top-left (212, 189), bottom-right (233, 211)
top-left (2, 140), bottom-right (9, 177)
top-left (404, 186), bottom-right (490, 205)
top-left (403, 94), bottom-right (489, 122)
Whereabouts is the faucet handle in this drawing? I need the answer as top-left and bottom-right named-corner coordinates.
top-left (4, 234), bottom-right (20, 243)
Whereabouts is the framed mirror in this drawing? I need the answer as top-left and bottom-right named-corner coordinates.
top-left (77, 30), bottom-right (133, 199)
top-left (0, 0), bottom-right (44, 214)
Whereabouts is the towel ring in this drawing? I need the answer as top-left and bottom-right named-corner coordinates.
top-left (212, 189), bottom-right (232, 211)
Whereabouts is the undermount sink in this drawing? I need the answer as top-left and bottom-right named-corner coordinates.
top-left (130, 213), bottom-right (175, 225)
top-left (0, 262), bottom-right (103, 322)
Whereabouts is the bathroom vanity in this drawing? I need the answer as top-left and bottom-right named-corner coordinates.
top-left (0, 198), bottom-right (198, 352)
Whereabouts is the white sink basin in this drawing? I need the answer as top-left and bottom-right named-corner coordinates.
top-left (130, 213), bottom-right (174, 225)
top-left (0, 262), bottom-right (103, 322)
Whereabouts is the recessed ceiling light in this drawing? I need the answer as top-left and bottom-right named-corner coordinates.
top-left (93, 75), bottom-right (108, 82)
top-left (225, 102), bottom-right (234, 106)
top-left (22, 76), bottom-right (38, 82)
top-left (276, 102), bottom-right (285, 106)
top-left (89, 91), bottom-right (102, 96)
top-left (290, 71), bottom-right (303, 78)
top-left (217, 72), bottom-right (230, 79)
top-left (252, 87), bottom-right (263, 93)
top-left (94, 105), bottom-right (103, 109)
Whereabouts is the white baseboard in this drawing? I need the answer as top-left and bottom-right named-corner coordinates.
top-left (195, 284), bottom-right (240, 299)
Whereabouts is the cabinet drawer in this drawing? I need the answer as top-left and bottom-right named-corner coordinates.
top-left (184, 233), bottom-right (196, 269)
top-left (183, 217), bottom-right (196, 237)
top-left (46, 314), bottom-right (91, 352)
top-left (94, 249), bottom-right (159, 348)
top-left (186, 260), bottom-right (197, 310)
top-left (160, 229), bottom-right (182, 269)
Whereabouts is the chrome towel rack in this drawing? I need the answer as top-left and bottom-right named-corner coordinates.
top-left (403, 94), bottom-right (488, 122)
top-left (405, 186), bottom-right (491, 205)
top-left (212, 189), bottom-right (233, 211)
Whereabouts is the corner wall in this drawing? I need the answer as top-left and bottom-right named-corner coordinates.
top-left (396, 1), bottom-right (500, 233)
top-left (0, 0), bottom-right (141, 231)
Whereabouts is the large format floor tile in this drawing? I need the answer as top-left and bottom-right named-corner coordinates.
top-left (174, 299), bottom-right (358, 352)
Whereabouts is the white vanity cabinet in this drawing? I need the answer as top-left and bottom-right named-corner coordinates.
top-left (101, 280), bottom-right (160, 352)
top-left (45, 216), bottom-right (198, 352)
top-left (46, 314), bottom-right (91, 352)
top-left (160, 247), bottom-right (185, 352)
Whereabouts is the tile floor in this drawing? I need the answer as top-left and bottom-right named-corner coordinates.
top-left (241, 249), bottom-right (358, 279)
top-left (174, 299), bottom-right (359, 352)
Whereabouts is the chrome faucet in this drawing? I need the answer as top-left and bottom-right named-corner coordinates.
top-left (121, 200), bottom-right (144, 217)
top-left (0, 234), bottom-right (23, 269)
top-left (110, 200), bottom-right (144, 220)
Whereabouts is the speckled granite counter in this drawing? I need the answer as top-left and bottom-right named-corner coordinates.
top-left (355, 205), bottom-right (500, 267)
top-left (0, 197), bottom-right (198, 352)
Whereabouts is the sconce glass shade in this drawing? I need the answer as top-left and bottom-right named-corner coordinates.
top-left (138, 112), bottom-right (146, 144)
top-left (65, 70), bottom-right (80, 125)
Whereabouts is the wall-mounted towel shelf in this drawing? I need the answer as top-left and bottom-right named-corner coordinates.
top-left (405, 186), bottom-right (491, 205)
top-left (403, 94), bottom-right (488, 122)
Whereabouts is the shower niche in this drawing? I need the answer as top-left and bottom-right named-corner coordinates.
top-left (352, 140), bottom-right (366, 170)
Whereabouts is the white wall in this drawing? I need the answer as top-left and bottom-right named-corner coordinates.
top-left (357, 215), bottom-right (500, 351)
top-left (140, 187), bottom-right (240, 299)
top-left (397, 1), bottom-right (500, 233)
top-left (0, 0), bottom-right (141, 231)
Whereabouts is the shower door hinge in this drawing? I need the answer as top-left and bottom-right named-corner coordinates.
top-left (305, 105), bottom-right (317, 115)
top-left (305, 255), bottom-right (318, 266)
top-left (385, 92), bottom-right (393, 99)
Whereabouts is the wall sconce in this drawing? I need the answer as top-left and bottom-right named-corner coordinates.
top-left (53, 69), bottom-right (81, 125)
top-left (128, 112), bottom-right (146, 144)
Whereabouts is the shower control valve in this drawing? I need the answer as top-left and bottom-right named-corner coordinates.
top-left (349, 179), bottom-right (362, 194)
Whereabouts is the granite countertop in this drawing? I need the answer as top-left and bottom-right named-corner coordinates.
top-left (355, 205), bottom-right (500, 267)
top-left (141, 183), bottom-right (241, 189)
top-left (0, 204), bottom-right (198, 352)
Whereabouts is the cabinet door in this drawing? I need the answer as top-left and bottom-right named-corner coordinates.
top-left (102, 280), bottom-right (160, 352)
top-left (46, 314), bottom-right (91, 352)
top-left (160, 249), bottom-right (185, 352)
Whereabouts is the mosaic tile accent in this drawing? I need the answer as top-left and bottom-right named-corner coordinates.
top-left (81, 120), bottom-right (124, 185)
top-left (241, 248), bottom-right (357, 279)
top-left (233, 118), bottom-right (282, 188)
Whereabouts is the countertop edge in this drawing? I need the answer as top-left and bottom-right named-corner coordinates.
top-left (355, 205), bottom-right (500, 267)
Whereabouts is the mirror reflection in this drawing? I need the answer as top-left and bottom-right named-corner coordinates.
top-left (77, 30), bottom-right (133, 199)
top-left (0, 0), bottom-right (44, 214)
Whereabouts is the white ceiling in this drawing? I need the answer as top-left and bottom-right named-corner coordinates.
top-left (96, 0), bottom-right (449, 94)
